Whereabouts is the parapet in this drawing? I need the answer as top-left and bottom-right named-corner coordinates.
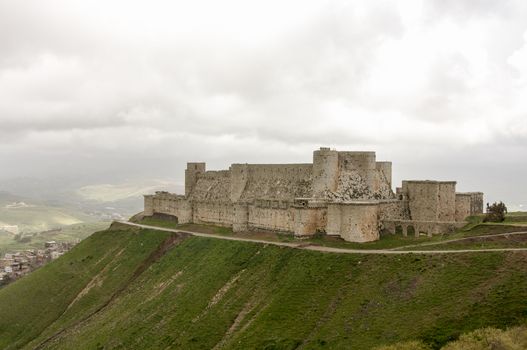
top-left (403, 180), bottom-right (457, 185)
top-left (338, 151), bottom-right (376, 171)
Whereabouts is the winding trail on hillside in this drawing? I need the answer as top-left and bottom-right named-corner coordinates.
top-left (118, 221), bottom-right (527, 255)
top-left (389, 231), bottom-right (527, 251)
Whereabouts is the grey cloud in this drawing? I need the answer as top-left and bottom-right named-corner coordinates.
top-left (0, 0), bottom-right (526, 208)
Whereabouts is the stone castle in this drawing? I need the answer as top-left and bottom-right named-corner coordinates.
top-left (144, 148), bottom-right (484, 242)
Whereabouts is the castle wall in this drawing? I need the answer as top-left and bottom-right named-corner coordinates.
top-left (190, 170), bottom-right (231, 202)
top-left (232, 203), bottom-right (249, 232)
top-left (312, 148), bottom-right (339, 197)
top-left (403, 181), bottom-right (456, 222)
top-left (404, 181), bottom-right (440, 221)
top-left (185, 163), bottom-right (206, 197)
top-left (378, 199), bottom-right (408, 221)
top-left (193, 201), bottom-right (233, 226)
top-left (455, 193), bottom-right (472, 222)
top-left (326, 204), bottom-right (342, 235)
top-left (326, 151), bottom-right (393, 200)
top-left (248, 205), bottom-right (294, 232)
top-left (293, 200), bottom-right (327, 236)
top-left (438, 182), bottom-right (456, 221)
top-left (230, 164), bottom-right (248, 202)
top-left (376, 161), bottom-right (392, 189)
top-left (144, 195), bottom-right (154, 216)
top-left (469, 192), bottom-right (484, 215)
top-left (327, 202), bottom-right (379, 242)
top-left (145, 192), bottom-right (192, 223)
top-left (293, 208), bottom-right (319, 236)
top-left (454, 192), bottom-right (484, 221)
top-left (338, 152), bottom-right (377, 190)
top-left (240, 164), bottom-right (313, 201)
top-left (147, 193), bottom-right (193, 223)
top-left (175, 199), bottom-right (193, 224)
top-left (145, 148), bottom-right (484, 242)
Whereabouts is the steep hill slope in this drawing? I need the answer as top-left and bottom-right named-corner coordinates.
top-left (0, 224), bottom-right (526, 349)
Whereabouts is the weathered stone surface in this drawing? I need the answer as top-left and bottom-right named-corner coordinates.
top-left (327, 201), bottom-right (379, 242)
top-left (144, 148), bottom-right (484, 242)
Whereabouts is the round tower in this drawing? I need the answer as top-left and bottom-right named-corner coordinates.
top-left (338, 151), bottom-right (377, 190)
top-left (312, 147), bottom-right (339, 198)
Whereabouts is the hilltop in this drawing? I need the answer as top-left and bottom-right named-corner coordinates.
top-left (0, 221), bottom-right (526, 349)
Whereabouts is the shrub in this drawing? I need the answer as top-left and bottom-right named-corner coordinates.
top-left (484, 202), bottom-right (507, 223)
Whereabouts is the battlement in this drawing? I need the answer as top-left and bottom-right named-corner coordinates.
top-left (145, 148), bottom-right (484, 243)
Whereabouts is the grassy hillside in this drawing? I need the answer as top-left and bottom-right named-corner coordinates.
top-left (379, 326), bottom-right (527, 349)
top-left (0, 225), bottom-right (526, 349)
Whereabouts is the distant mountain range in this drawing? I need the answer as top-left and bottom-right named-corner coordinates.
top-left (0, 178), bottom-right (182, 233)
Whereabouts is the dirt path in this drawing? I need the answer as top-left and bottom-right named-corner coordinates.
top-left (117, 221), bottom-right (527, 255)
top-left (390, 231), bottom-right (527, 251)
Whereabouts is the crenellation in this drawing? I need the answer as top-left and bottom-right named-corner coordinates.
top-left (144, 148), bottom-right (484, 242)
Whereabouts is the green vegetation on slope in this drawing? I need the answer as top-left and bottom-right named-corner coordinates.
top-left (0, 225), bottom-right (526, 349)
top-left (378, 325), bottom-right (527, 350)
top-left (0, 225), bottom-right (173, 350)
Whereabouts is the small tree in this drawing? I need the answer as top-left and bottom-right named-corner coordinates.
top-left (484, 201), bottom-right (507, 222)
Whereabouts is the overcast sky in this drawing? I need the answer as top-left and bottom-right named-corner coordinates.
top-left (0, 0), bottom-right (526, 209)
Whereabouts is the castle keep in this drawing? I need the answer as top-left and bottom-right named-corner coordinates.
top-left (144, 148), bottom-right (484, 242)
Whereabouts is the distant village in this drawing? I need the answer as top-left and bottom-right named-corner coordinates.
top-left (0, 240), bottom-right (77, 286)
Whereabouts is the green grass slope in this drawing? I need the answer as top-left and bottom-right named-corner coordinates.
top-left (0, 226), bottom-right (526, 349)
top-left (0, 225), bottom-right (174, 349)
top-left (379, 326), bottom-right (527, 349)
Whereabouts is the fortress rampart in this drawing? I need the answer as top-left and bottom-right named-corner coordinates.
top-left (144, 148), bottom-right (484, 242)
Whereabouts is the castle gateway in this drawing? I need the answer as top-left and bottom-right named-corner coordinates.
top-left (144, 148), bottom-right (483, 242)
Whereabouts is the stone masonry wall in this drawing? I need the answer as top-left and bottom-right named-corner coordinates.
top-left (193, 201), bottom-right (233, 226)
top-left (437, 182), bottom-right (456, 221)
top-left (469, 192), bottom-right (484, 215)
top-left (312, 148), bottom-right (339, 197)
top-left (403, 181), bottom-right (457, 222)
top-left (185, 163), bottom-right (206, 197)
top-left (240, 164), bottom-right (313, 201)
top-left (189, 170), bottom-right (231, 202)
top-left (378, 200), bottom-right (409, 221)
top-left (376, 161), bottom-right (392, 189)
top-left (248, 206), bottom-right (295, 232)
top-left (327, 202), bottom-right (379, 242)
top-left (455, 193), bottom-right (472, 222)
top-left (145, 148), bottom-right (483, 242)
top-left (144, 195), bottom-right (154, 216)
top-left (145, 193), bottom-right (192, 223)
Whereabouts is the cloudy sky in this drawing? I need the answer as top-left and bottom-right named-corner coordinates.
top-left (0, 0), bottom-right (526, 208)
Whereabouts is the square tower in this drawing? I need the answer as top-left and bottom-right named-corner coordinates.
top-left (185, 162), bottom-right (206, 198)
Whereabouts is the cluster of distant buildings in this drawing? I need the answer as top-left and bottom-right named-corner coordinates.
top-left (0, 240), bottom-right (76, 286)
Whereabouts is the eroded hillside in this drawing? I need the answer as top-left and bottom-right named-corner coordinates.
top-left (0, 224), bottom-right (526, 349)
